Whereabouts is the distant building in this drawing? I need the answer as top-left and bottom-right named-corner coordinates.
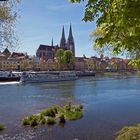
top-left (0, 48), bottom-right (33, 71)
top-left (75, 57), bottom-right (87, 71)
top-left (2, 48), bottom-right (11, 58)
top-left (36, 24), bottom-right (75, 61)
top-left (36, 44), bottom-right (59, 61)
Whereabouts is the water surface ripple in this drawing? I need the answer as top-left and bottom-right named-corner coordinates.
top-left (0, 75), bottom-right (140, 140)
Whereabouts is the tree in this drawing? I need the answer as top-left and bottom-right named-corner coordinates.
top-left (63, 50), bottom-right (74, 70)
top-left (70, 0), bottom-right (140, 54)
top-left (56, 49), bottom-right (64, 70)
top-left (128, 49), bottom-right (140, 72)
top-left (0, 0), bottom-right (20, 51)
top-left (86, 58), bottom-right (96, 70)
top-left (56, 49), bottom-right (74, 70)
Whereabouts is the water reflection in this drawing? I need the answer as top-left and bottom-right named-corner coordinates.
top-left (0, 75), bottom-right (140, 140)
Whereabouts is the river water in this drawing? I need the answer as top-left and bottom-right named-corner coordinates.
top-left (0, 75), bottom-right (140, 140)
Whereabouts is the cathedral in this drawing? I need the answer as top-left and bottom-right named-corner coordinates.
top-left (36, 24), bottom-right (75, 61)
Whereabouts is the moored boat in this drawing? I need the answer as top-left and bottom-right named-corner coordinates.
top-left (76, 71), bottom-right (95, 77)
top-left (0, 71), bottom-right (21, 82)
top-left (20, 71), bottom-right (78, 83)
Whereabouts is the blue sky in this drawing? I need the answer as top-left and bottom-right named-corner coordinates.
top-left (16, 0), bottom-right (97, 57)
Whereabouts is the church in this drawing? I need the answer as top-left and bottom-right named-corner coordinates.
top-left (36, 24), bottom-right (75, 61)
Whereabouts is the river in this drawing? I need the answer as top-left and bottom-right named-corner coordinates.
top-left (0, 75), bottom-right (140, 140)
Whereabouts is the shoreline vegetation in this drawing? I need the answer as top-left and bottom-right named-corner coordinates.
top-left (116, 123), bottom-right (140, 140)
top-left (104, 72), bottom-right (132, 76)
top-left (96, 71), bottom-right (133, 76)
top-left (0, 124), bottom-right (5, 131)
top-left (22, 103), bottom-right (83, 127)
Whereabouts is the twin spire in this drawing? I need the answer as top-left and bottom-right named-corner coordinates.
top-left (60, 24), bottom-right (75, 55)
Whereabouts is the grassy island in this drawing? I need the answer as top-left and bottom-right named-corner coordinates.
top-left (116, 123), bottom-right (140, 140)
top-left (0, 124), bottom-right (5, 131)
top-left (22, 103), bottom-right (83, 127)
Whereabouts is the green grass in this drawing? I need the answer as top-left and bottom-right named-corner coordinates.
top-left (104, 72), bottom-right (121, 76)
top-left (46, 117), bottom-right (56, 125)
top-left (65, 110), bottom-right (83, 120)
top-left (22, 117), bottom-right (30, 126)
top-left (0, 124), bottom-right (5, 131)
top-left (22, 115), bottom-right (39, 127)
top-left (116, 123), bottom-right (140, 140)
top-left (22, 103), bottom-right (84, 128)
top-left (40, 108), bottom-right (56, 117)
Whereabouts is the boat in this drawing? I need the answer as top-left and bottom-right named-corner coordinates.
top-left (76, 71), bottom-right (95, 77)
top-left (20, 71), bottom-right (78, 83)
top-left (0, 71), bottom-right (21, 82)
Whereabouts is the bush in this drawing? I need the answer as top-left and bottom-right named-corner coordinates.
top-left (41, 108), bottom-right (55, 117)
top-left (22, 115), bottom-right (38, 127)
top-left (39, 115), bottom-right (46, 125)
top-left (22, 103), bottom-right (84, 128)
top-left (79, 105), bottom-right (83, 110)
top-left (52, 106), bottom-right (58, 114)
top-left (29, 115), bottom-right (38, 127)
top-left (65, 110), bottom-right (83, 120)
top-left (0, 124), bottom-right (5, 131)
top-left (46, 117), bottom-right (56, 125)
top-left (116, 123), bottom-right (140, 140)
top-left (64, 102), bottom-right (71, 111)
top-left (30, 118), bottom-right (38, 127)
top-left (59, 114), bottom-right (65, 123)
top-left (22, 117), bottom-right (30, 126)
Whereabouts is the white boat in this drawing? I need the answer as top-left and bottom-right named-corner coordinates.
top-left (20, 71), bottom-right (78, 83)
top-left (0, 71), bottom-right (21, 82)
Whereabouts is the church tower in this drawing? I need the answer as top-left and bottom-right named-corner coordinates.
top-left (60, 26), bottom-right (66, 50)
top-left (67, 24), bottom-right (75, 56)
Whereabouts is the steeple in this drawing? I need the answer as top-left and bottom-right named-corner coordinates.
top-left (68, 24), bottom-right (73, 39)
top-left (67, 24), bottom-right (75, 56)
top-left (51, 38), bottom-right (54, 46)
top-left (60, 26), bottom-right (66, 49)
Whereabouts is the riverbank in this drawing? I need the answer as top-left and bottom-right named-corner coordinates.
top-left (95, 71), bottom-right (134, 76)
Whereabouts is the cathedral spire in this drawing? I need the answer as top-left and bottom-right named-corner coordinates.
top-left (67, 24), bottom-right (75, 56)
top-left (60, 26), bottom-right (66, 49)
top-left (51, 38), bottom-right (54, 46)
top-left (62, 26), bottom-right (65, 39)
top-left (68, 24), bottom-right (73, 39)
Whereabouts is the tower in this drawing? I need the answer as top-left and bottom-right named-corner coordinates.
top-left (60, 26), bottom-right (66, 50)
top-left (51, 38), bottom-right (54, 46)
top-left (67, 24), bottom-right (75, 56)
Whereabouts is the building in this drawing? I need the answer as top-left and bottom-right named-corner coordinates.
top-left (36, 24), bottom-right (75, 61)
top-left (75, 57), bottom-right (88, 71)
top-left (36, 44), bottom-right (59, 61)
top-left (0, 48), bottom-right (34, 71)
top-left (60, 24), bottom-right (75, 56)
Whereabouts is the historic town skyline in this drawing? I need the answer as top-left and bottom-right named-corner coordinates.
top-left (16, 0), bottom-right (96, 57)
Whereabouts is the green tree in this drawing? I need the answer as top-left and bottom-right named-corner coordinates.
top-left (0, 0), bottom-right (20, 50)
top-left (56, 49), bottom-right (64, 70)
top-left (63, 50), bottom-right (74, 70)
top-left (70, 0), bottom-right (140, 54)
top-left (128, 50), bottom-right (140, 72)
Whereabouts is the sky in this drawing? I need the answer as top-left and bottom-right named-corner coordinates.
top-left (16, 0), bottom-right (97, 57)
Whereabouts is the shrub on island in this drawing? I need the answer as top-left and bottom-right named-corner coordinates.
top-left (0, 124), bottom-right (5, 131)
top-left (22, 115), bottom-right (39, 127)
top-left (22, 103), bottom-right (84, 128)
top-left (40, 108), bottom-right (56, 117)
top-left (59, 114), bottom-right (66, 124)
top-left (46, 117), bottom-right (56, 125)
